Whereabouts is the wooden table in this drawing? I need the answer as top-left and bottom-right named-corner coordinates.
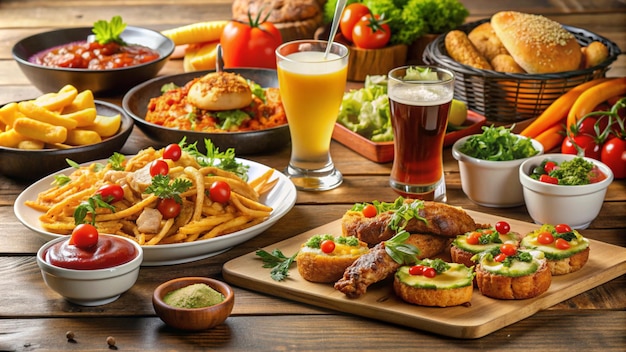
top-left (1, 0), bottom-right (625, 350)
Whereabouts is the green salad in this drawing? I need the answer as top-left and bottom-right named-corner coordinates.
top-left (458, 125), bottom-right (540, 161)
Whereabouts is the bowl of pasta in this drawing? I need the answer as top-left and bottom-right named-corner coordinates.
top-left (0, 86), bottom-right (133, 181)
top-left (122, 68), bottom-right (290, 155)
top-left (15, 142), bottom-right (297, 265)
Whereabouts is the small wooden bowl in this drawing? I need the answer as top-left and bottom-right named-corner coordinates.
top-left (347, 44), bottom-right (408, 81)
top-left (152, 277), bottom-right (234, 331)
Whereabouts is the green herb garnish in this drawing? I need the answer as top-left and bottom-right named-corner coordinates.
top-left (143, 174), bottom-right (192, 204)
top-left (459, 125), bottom-right (540, 161)
top-left (74, 194), bottom-right (116, 225)
top-left (108, 152), bottom-right (126, 171)
top-left (182, 138), bottom-right (249, 181)
top-left (92, 15), bottom-right (127, 45)
top-left (53, 174), bottom-right (71, 187)
top-left (384, 230), bottom-right (420, 265)
top-left (256, 248), bottom-right (298, 281)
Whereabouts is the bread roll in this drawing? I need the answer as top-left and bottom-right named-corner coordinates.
top-left (187, 71), bottom-right (252, 111)
top-left (468, 22), bottom-right (509, 61)
top-left (490, 54), bottom-right (526, 73)
top-left (296, 235), bottom-right (369, 283)
top-left (581, 41), bottom-right (609, 69)
top-left (445, 30), bottom-right (493, 70)
top-left (490, 11), bottom-right (581, 74)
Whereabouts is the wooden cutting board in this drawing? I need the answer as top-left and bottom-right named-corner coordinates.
top-left (223, 210), bottom-right (626, 339)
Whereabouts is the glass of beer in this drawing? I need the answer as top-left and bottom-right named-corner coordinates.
top-left (276, 40), bottom-right (349, 191)
top-left (387, 66), bottom-right (455, 201)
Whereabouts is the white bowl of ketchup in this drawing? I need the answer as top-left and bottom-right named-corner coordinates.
top-left (36, 233), bottom-right (143, 306)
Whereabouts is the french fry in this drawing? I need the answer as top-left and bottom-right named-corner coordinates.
top-left (0, 128), bottom-right (28, 148)
top-left (34, 85), bottom-right (78, 111)
top-left (0, 102), bottom-right (19, 127)
top-left (65, 128), bottom-right (102, 146)
top-left (61, 89), bottom-right (95, 114)
top-left (87, 114), bottom-right (122, 137)
top-left (162, 21), bottom-right (228, 45)
top-left (17, 139), bottom-right (45, 150)
top-left (13, 117), bottom-right (67, 144)
top-left (63, 107), bottom-right (97, 127)
top-left (18, 100), bottom-right (78, 130)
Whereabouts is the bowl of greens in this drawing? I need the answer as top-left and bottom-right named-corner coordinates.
top-left (452, 125), bottom-right (543, 207)
top-left (519, 154), bottom-right (613, 229)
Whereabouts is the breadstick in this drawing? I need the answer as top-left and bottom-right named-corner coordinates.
top-left (445, 30), bottom-right (493, 70)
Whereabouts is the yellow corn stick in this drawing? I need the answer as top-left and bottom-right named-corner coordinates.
top-left (62, 107), bottom-right (97, 127)
top-left (162, 21), bottom-right (228, 45)
top-left (65, 128), bottom-right (102, 146)
top-left (88, 114), bottom-right (121, 137)
top-left (18, 101), bottom-right (78, 130)
top-left (183, 41), bottom-right (219, 72)
top-left (13, 117), bottom-right (67, 144)
top-left (0, 128), bottom-right (28, 148)
top-left (34, 85), bottom-right (78, 111)
top-left (0, 102), bottom-right (19, 126)
top-left (62, 89), bottom-right (95, 114)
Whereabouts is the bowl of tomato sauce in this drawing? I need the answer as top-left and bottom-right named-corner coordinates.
top-left (519, 153), bottom-right (614, 230)
top-left (12, 26), bottom-right (174, 95)
top-left (36, 224), bottom-right (143, 306)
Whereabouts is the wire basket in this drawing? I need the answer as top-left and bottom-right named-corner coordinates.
top-left (423, 19), bottom-right (622, 122)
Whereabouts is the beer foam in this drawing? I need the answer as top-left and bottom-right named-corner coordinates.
top-left (389, 85), bottom-right (453, 106)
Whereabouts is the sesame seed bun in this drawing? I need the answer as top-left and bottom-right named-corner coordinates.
top-left (187, 71), bottom-right (252, 111)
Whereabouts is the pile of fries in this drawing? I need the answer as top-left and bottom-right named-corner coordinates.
top-left (25, 146), bottom-right (277, 245)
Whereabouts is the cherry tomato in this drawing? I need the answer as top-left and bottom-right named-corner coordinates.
top-left (209, 181), bottom-right (231, 204)
top-left (320, 240), bottom-right (336, 254)
top-left (575, 116), bottom-right (600, 137)
top-left (163, 143), bottom-right (182, 161)
top-left (495, 221), bottom-right (511, 234)
top-left (494, 253), bottom-right (507, 262)
top-left (362, 204), bottom-right (377, 218)
top-left (543, 161), bottom-right (557, 174)
top-left (408, 265), bottom-right (425, 276)
top-left (352, 14), bottom-right (391, 49)
top-left (555, 224), bottom-right (572, 233)
top-left (600, 137), bottom-right (626, 179)
top-left (95, 184), bottom-right (124, 203)
top-left (466, 232), bottom-right (481, 245)
top-left (539, 174), bottom-right (559, 184)
top-left (339, 3), bottom-right (371, 43)
top-left (537, 231), bottom-right (555, 245)
top-left (157, 198), bottom-right (181, 219)
top-left (561, 134), bottom-right (602, 160)
top-left (69, 223), bottom-right (99, 249)
top-left (555, 238), bottom-right (571, 250)
top-left (500, 243), bottom-right (517, 256)
top-left (422, 267), bottom-right (437, 278)
top-left (219, 11), bottom-right (283, 69)
top-left (149, 159), bottom-right (169, 177)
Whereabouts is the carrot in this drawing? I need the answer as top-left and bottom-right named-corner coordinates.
top-left (566, 77), bottom-right (626, 130)
top-left (533, 123), bottom-right (565, 152)
top-left (519, 78), bottom-right (611, 138)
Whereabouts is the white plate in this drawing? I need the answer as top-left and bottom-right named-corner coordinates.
top-left (14, 158), bottom-right (297, 266)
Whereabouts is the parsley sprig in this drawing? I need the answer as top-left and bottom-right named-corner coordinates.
top-left (74, 194), bottom-right (116, 225)
top-left (384, 230), bottom-right (420, 265)
top-left (350, 197), bottom-right (427, 231)
top-left (92, 15), bottom-right (127, 45)
top-left (182, 138), bottom-right (249, 181)
top-left (256, 249), bottom-right (298, 281)
top-left (143, 174), bottom-right (192, 203)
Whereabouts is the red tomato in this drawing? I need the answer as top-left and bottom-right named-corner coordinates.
top-left (219, 12), bottom-right (283, 69)
top-left (150, 160), bottom-right (169, 177)
top-left (561, 134), bottom-right (602, 160)
top-left (466, 232), bottom-right (481, 245)
top-left (69, 223), bottom-right (99, 249)
top-left (157, 198), bottom-right (181, 219)
top-left (555, 224), bottom-right (572, 233)
top-left (95, 184), bottom-right (124, 203)
top-left (537, 231), bottom-right (555, 245)
top-left (409, 265), bottom-right (425, 276)
top-left (495, 221), bottom-right (510, 234)
top-left (339, 3), bottom-right (371, 43)
top-left (543, 161), bottom-right (557, 174)
top-left (494, 253), bottom-right (507, 262)
top-left (600, 137), bottom-right (626, 179)
top-left (163, 143), bottom-right (182, 161)
top-left (320, 240), bottom-right (335, 254)
top-left (555, 238), bottom-right (571, 250)
top-left (422, 267), bottom-right (437, 278)
top-left (352, 14), bottom-right (391, 49)
top-left (209, 181), bottom-right (231, 204)
top-left (500, 243), bottom-right (517, 256)
top-left (362, 204), bottom-right (377, 218)
top-left (539, 174), bottom-right (559, 184)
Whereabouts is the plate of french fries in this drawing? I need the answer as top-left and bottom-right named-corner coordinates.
top-left (14, 149), bottom-right (297, 266)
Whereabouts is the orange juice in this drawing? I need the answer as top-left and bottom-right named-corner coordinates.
top-left (277, 51), bottom-right (348, 169)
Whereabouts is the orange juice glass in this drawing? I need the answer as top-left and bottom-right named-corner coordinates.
top-left (276, 40), bottom-right (349, 191)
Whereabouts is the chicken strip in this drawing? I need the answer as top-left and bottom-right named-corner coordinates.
top-left (334, 242), bottom-right (400, 298)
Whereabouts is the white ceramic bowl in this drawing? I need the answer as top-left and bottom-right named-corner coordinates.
top-left (36, 234), bottom-right (143, 306)
top-left (519, 153), bottom-right (614, 229)
top-left (452, 134), bottom-right (544, 207)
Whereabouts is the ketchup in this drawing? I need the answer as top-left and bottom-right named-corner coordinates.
top-left (30, 41), bottom-right (160, 70)
top-left (45, 235), bottom-right (137, 270)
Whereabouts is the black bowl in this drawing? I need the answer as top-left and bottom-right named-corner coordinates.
top-left (0, 100), bottom-right (133, 181)
top-left (12, 26), bottom-right (175, 95)
top-left (122, 68), bottom-right (290, 155)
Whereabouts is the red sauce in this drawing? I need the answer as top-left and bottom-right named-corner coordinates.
top-left (30, 41), bottom-right (160, 69)
top-left (45, 235), bottom-right (137, 270)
